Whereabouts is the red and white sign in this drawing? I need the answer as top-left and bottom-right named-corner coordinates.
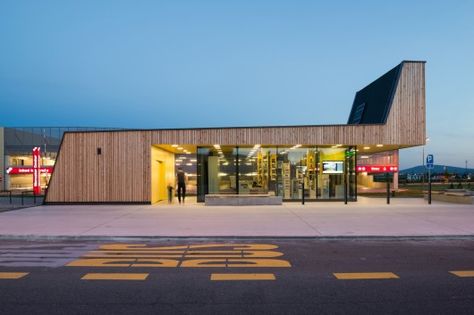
top-left (33, 147), bottom-right (41, 195)
top-left (6, 167), bottom-right (53, 175)
top-left (357, 165), bottom-right (398, 173)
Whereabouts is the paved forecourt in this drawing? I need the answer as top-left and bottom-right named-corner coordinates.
top-left (0, 197), bottom-right (473, 238)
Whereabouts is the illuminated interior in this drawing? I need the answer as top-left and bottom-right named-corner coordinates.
top-left (154, 144), bottom-right (358, 202)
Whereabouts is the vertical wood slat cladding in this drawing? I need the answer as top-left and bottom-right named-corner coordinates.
top-left (45, 62), bottom-right (425, 203)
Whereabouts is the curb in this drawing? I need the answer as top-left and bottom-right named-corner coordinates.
top-left (1, 234), bottom-right (474, 242)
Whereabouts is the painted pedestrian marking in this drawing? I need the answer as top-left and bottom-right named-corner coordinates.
top-left (0, 272), bottom-right (29, 279)
top-left (450, 270), bottom-right (474, 278)
top-left (333, 272), bottom-right (399, 280)
top-left (210, 273), bottom-right (276, 281)
top-left (81, 273), bottom-right (149, 281)
top-left (0, 243), bottom-right (98, 267)
top-left (67, 243), bottom-right (292, 268)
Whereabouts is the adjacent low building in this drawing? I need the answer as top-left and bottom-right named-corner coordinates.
top-left (41, 60), bottom-right (426, 204)
top-left (0, 127), bottom-right (118, 192)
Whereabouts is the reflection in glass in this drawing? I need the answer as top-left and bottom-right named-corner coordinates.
top-left (238, 146), bottom-right (277, 195)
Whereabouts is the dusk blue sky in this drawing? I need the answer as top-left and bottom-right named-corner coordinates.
top-left (1, 1), bottom-right (473, 169)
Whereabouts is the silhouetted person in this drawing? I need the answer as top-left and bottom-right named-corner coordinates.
top-left (177, 168), bottom-right (186, 204)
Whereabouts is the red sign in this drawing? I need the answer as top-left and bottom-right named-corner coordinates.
top-left (357, 165), bottom-right (398, 173)
top-left (6, 167), bottom-right (53, 175)
top-left (33, 147), bottom-right (41, 195)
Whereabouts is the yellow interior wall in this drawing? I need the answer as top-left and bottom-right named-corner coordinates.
top-left (319, 148), bottom-right (345, 161)
top-left (151, 146), bottom-right (175, 203)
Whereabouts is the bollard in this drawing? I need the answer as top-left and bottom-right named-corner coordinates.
top-left (301, 181), bottom-right (305, 205)
top-left (386, 172), bottom-right (390, 205)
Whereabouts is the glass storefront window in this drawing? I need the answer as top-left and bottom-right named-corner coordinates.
top-left (196, 145), bottom-right (357, 202)
top-left (238, 146), bottom-right (277, 195)
top-left (318, 147), bottom-right (346, 199)
top-left (278, 146), bottom-right (318, 200)
top-left (197, 146), bottom-right (237, 201)
top-left (175, 153), bottom-right (197, 195)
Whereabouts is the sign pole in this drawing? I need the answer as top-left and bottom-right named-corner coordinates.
top-left (386, 172), bottom-right (390, 204)
top-left (301, 180), bottom-right (305, 205)
top-left (344, 158), bottom-right (348, 205)
top-left (428, 168), bottom-right (432, 205)
top-left (426, 154), bottom-right (434, 205)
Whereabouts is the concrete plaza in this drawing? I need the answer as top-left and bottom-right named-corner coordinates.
top-left (0, 197), bottom-right (473, 239)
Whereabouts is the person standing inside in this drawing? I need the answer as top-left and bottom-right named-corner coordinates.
top-left (176, 168), bottom-right (186, 204)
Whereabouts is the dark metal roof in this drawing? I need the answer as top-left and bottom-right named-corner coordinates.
top-left (347, 61), bottom-right (407, 124)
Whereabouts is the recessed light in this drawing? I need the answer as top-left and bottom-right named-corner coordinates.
top-left (363, 146), bottom-right (370, 150)
top-left (376, 144), bottom-right (383, 147)
top-left (171, 144), bottom-right (178, 148)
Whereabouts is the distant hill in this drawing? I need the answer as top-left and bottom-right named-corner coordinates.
top-left (400, 165), bottom-right (474, 175)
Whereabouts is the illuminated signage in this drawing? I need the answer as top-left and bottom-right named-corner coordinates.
top-left (357, 165), bottom-right (398, 173)
top-left (322, 161), bottom-right (344, 174)
top-left (33, 147), bottom-right (41, 195)
top-left (6, 167), bottom-right (53, 175)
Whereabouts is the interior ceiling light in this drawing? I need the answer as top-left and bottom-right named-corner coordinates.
top-left (213, 144), bottom-right (221, 149)
top-left (363, 146), bottom-right (370, 150)
top-left (171, 144), bottom-right (178, 147)
top-left (376, 144), bottom-right (384, 147)
top-left (360, 155), bottom-right (369, 159)
top-left (177, 147), bottom-right (183, 150)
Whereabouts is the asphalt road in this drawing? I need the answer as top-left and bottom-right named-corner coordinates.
top-left (0, 239), bottom-right (473, 314)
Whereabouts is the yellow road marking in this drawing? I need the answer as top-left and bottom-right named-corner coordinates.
top-left (227, 259), bottom-right (291, 267)
top-left (0, 272), bottom-right (29, 279)
top-left (333, 272), bottom-right (399, 280)
top-left (180, 259), bottom-right (227, 267)
top-left (81, 273), bottom-right (149, 281)
top-left (67, 258), bottom-right (133, 267)
top-left (68, 243), bottom-right (291, 269)
top-left (131, 259), bottom-right (179, 268)
top-left (450, 270), bottom-right (474, 277)
top-left (211, 273), bottom-right (276, 281)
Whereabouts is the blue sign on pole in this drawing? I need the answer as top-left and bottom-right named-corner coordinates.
top-left (426, 154), bottom-right (434, 170)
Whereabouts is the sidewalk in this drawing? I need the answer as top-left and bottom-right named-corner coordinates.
top-left (0, 197), bottom-right (473, 239)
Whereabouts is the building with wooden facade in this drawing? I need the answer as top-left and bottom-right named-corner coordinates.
top-left (44, 61), bottom-right (426, 204)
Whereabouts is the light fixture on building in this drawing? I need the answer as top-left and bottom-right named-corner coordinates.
top-left (171, 144), bottom-right (178, 148)
top-left (376, 144), bottom-right (384, 147)
top-left (363, 146), bottom-right (370, 150)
